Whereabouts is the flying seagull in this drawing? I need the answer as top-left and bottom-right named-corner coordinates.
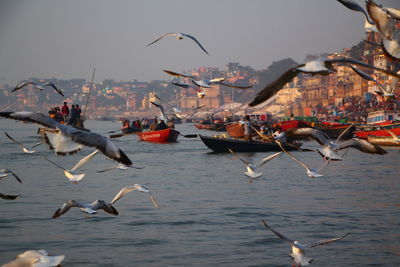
top-left (52, 199), bottom-right (119, 218)
top-left (150, 101), bottom-right (167, 121)
top-left (164, 69), bottom-right (252, 90)
top-left (0, 111), bottom-right (132, 166)
top-left (12, 81), bottom-right (64, 97)
top-left (248, 57), bottom-right (400, 107)
top-left (110, 184), bottom-right (160, 209)
top-left (349, 65), bottom-right (398, 100)
top-left (146, 32), bottom-right (209, 55)
top-left (96, 163), bottom-right (144, 173)
top-left (336, 0), bottom-right (377, 32)
top-left (172, 81), bottom-right (206, 99)
top-left (261, 220), bottom-right (350, 266)
top-left (366, 0), bottom-right (400, 59)
top-left (228, 149), bottom-right (282, 183)
top-left (0, 193), bottom-right (19, 200)
top-left (275, 140), bottom-right (329, 178)
top-left (287, 127), bottom-right (387, 161)
top-left (4, 131), bottom-right (44, 154)
top-left (2, 249), bottom-right (65, 267)
top-left (44, 150), bottom-right (99, 183)
top-left (0, 168), bottom-right (22, 183)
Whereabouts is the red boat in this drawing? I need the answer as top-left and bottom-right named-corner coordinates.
top-left (354, 122), bottom-right (400, 139)
top-left (137, 128), bottom-right (180, 143)
top-left (194, 124), bottom-right (212, 130)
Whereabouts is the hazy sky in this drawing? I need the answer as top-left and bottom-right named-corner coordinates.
top-left (0, 0), bottom-right (399, 85)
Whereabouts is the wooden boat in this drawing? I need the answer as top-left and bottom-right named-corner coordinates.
top-left (354, 122), bottom-right (400, 139)
top-left (137, 128), bottom-right (180, 143)
top-left (199, 135), bottom-right (301, 152)
top-left (194, 123), bottom-right (212, 130)
top-left (226, 122), bottom-right (244, 138)
top-left (367, 135), bottom-right (400, 146)
top-left (121, 126), bottom-right (141, 135)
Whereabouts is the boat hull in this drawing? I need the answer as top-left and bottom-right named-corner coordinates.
top-left (138, 128), bottom-right (180, 143)
top-left (367, 135), bottom-right (400, 146)
top-left (199, 135), bottom-right (301, 152)
top-left (354, 123), bottom-right (400, 139)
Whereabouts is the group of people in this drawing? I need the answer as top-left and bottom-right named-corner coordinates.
top-left (48, 102), bottom-right (82, 127)
top-left (241, 115), bottom-right (286, 143)
top-left (121, 117), bottom-right (175, 131)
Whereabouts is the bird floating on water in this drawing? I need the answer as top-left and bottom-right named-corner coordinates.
top-left (44, 150), bottom-right (99, 183)
top-left (248, 57), bottom-right (400, 107)
top-left (146, 32), bottom-right (209, 55)
top-left (0, 111), bottom-right (132, 166)
top-left (228, 149), bottom-right (282, 183)
top-left (261, 220), bottom-right (350, 266)
top-left (4, 131), bottom-right (44, 154)
top-left (12, 81), bottom-right (64, 97)
top-left (2, 249), bottom-right (65, 267)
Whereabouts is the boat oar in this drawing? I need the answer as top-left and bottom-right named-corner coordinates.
top-left (110, 133), bottom-right (124, 139)
top-left (179, 133), bottom-right (198, 138)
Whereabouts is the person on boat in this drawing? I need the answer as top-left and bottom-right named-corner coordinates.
top-left (150, 117), bottom-right (158, 131)
top-left (272, 127), bottom-right (286, 143)
top-left (68, 105), bottom-right (79, 126)
top-left (156, 119), bottom-right (168, 130)
top-left (61, 102), bottom-right (69, 123)
top-left (167, 117), bottom-right (175, 129)
top-left (242, 115), bottom-right (253, 141)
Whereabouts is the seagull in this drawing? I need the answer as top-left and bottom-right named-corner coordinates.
top-left (275, 140), bottom-right (329, 178)
top-left (44, 150), bottom-right (99, 183)
top-left (287, 126), bottom-right (387, 161)
top-left (165, 69), bottom-right (252, 90)
top-left (146, 32), bottom-right (209, 55)
top-left (12, 81), bottom-right (64, 97)
top-left (4, 131), bottom-right (44, 153)
top-left (0, 168), bottom-right (22, 183)
top-left (150, 101), bottom-right (167, 121)
top-left (261, 220), bottom-right (350, 266)
top-left (0, 111), bottom-right (132, 166)
top-left (52, 199), bottom-right (119, 218)
top-left (110, 184), bottom-right (160, 209)
top-left (96, 163), bottom-right (144, 173)
top-left (171, 81), bottom-right (207, 98)
top-left (2, 249), bottom-right (65, 267)
top-left (228, 149), bottom-right (282, 183)
top-left (366, 0), bottom-right (400, 59)
top-left (349, 65), bottom-right (398, 101)
top-left (248, 57), bottom-right (400, 107)
top-left (336, 0), bottom-right (377, 32)
top-left (0, 193), bottom-right (19, 200)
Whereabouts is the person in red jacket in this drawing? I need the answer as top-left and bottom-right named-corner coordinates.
top-left (61, 102), bottom-right (69, 123)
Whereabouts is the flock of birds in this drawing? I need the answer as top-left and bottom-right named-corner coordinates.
top-left (1, 0), bottom-right (399, 266)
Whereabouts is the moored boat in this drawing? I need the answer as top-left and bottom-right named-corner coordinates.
top-left (121, 126), bottom-right (142, 135)
top-left (137, 128), bottom-right (180, 143)
top-left (354, 122), bottom-right (400, 139)
top-left (199, 135), bottom-right (301, 152)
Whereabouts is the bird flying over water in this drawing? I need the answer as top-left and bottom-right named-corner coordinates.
top-left (12, 81), bottom-right (64, 97)
top-left (261, 220), bottom-right (350, 266)
top-left (248, 57), bottom-right (400, 107)
top-left (0, 168), bottom-right (22, 183)
top-left (2, 249), bottom-right (65, 267)
top-left (44, 150), bottom-right (99, 183)
top-left (146, 32), bottom-right (209, 55)
top-left (110, 184), bottom-right (159, 209)
top-left (96, 163), bottom-right (144, 173)
top-left (4, 131), bottom-right (44, 154)
top-left (52, 199), bottom-right (119, 218)
top-left (228, 149), bottom-right (282, 183)
top-left (0, 111), bottom-right (132, 166)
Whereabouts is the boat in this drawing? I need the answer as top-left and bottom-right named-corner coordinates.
top-left (137, 128), bottom-right (180, 143)
top-left (121, 126), bottom-right (141, 135)
top-left (354, 122), bottom-right (400, 139)
top-left (199, 135), bottom-right (302, 152)
top-left (194, 123), bottom-right (212, 130)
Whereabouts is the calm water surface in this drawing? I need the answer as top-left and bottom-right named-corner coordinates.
top-left (0, 119), bottom-right (399, 266)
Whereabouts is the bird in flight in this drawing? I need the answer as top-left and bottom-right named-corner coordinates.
top-left (12, 81), bottom-right (64, 97)
top-left (146, 32), bottom-right (209, 55)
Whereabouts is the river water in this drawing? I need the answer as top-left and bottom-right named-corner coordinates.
top-left (0, 119), bottom-right (399, 266)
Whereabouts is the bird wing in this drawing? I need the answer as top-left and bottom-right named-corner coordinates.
top-left (146, 32), bottom-right (177, 46)
top-left (366, 0), bottom-right (396, 40)
top-left (110, 186), bottom-right (136, 204)
top-left (335, 124), bottom-right (354, 142)
top-left (0, 111), bottom-right (58, 129)
top-left (52, 200), bottom-right (86, 218)
top-left (147, 192), bottom-right (160, 209)
top-left (336, 0), bottom-right (374, 24)
top-left (192, 105), bottom-right (205, 110)
top-left (0, 193), bottom-right (19, 200)
top-left (4, 131), bottom-right (30, 151)
top-left (213, 82), bottom-right (252, 89)
top-left (44, 156), bottom-right (67, 171)
top-left (6, 169), bottom-right (23, 184)
top-left (327, 58), bottom-right (400, 78)
top-left (96, 165), bottom-right (118, 173)
top-left (182, 33), bottom-right (209, 55)
top-left (248, 67), bottom-right (301, 107)
top-left (303, 232), bottom-right (350, 248)
top-left (256, 152), bottom-right (282, 168)
top-left (228, 149), bottom-right (250, 165)
top-left (12, 81), bottom-right (37, 92)
top-left (30, 141), bottom-right (45, 149)
top-left (70, 149), bottom-right (99, 171)
top-left (349, 65), bottom-right (385, 92)
top-left (336, 138), bottom-right (387, 154)
top-left (163, 69), bottom-right (196, 79)
top-left (261, 220), bottom-right (295, 245)
top-left (172, 81), bottom-right (196, 89)
top-left (42, 82), bottom-right (64, 97)
top-left (275, 140), bottom-right (311, 173)
top-left (289, 127), bottom-right (331, 146)
top-left (385, 7), bottom-right (400, 20)
top-left (150, 101), bottom-right (167, 121)
top-left (68, 130), bottom-right (132, 166)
